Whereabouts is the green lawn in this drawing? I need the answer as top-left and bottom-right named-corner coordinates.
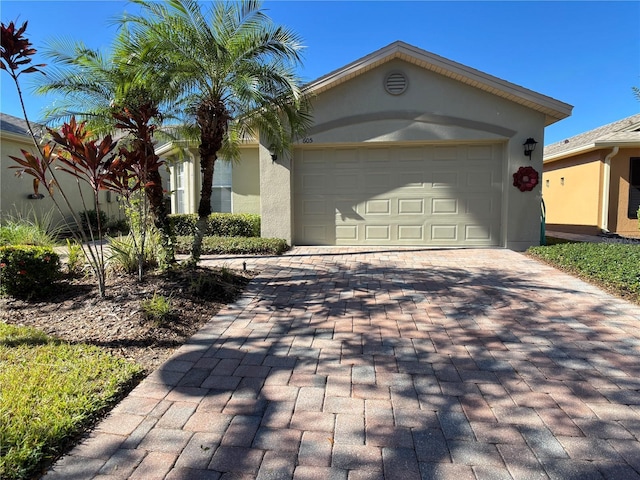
top-left (528, 242), bottom-right (640, 302)
top-left (0, 324), bottom-right (143, 480)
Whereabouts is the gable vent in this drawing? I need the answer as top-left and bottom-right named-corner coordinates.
top-left (385, 71), bottom-right (408, 95)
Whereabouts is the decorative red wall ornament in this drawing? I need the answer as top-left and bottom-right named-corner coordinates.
top-left (512, 166), bottom-right (539, 192)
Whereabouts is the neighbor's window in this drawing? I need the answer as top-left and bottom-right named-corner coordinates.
top-left (628, 157), bottom-right (640, 218)
top-left (211, 160), bottom-right (232, 213)
top-left (173, 161), bottom-right (186, 214)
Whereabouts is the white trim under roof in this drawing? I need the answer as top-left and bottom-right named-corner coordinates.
top-left (544, 132), bottom-right (640, 163)
top-left (303, 41), bottom-right (573, 127)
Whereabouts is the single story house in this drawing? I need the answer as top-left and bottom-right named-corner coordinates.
top-left (1, 112), bottom-right (124, 229)
top-left (161, 41), bottom-right (572, 250)
top-left (543, 114), bottom-right (640, 237)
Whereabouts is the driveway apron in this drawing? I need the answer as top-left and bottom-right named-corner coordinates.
top-left (44, 248), bottom-right (640, 480)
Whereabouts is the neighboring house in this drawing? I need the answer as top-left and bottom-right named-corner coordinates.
top-left (543, 114), bottom-right (640, 237)
top-left (1, 112), bottom-right (123, 228)
top-left (162, 40), bottom-right (574, 249)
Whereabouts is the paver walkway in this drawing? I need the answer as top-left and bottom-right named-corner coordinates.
top-left (44, 248), bottom-right (640, 480)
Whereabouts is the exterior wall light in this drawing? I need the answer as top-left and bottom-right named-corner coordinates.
top-left (268, 145), bottom-right (278, 162)
top-left (523, 138), bottom-right (538, 159)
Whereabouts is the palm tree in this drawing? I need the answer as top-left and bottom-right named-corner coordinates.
top-left (37, 35), bottom-right (182, 265)
top-left (121, 0), bottom-right (311, 263)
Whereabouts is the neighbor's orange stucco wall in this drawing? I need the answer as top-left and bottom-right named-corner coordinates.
top-left (609, 148), bottom-right (640, 237)
top-left (543, 152), bottom-right (603, 234)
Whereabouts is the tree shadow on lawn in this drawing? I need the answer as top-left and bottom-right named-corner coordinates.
top-left (50, 250), bottom-right (640, 479)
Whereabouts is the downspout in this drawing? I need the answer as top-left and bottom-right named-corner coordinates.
top-left (600, 146), bottom-right (619, 233)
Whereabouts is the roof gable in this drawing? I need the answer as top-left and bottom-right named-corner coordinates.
top-left (304, 41), bottom-right (572, 127)
top-left (544, 113), bottom-right (640, 162)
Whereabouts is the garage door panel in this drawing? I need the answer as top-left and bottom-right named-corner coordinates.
top-left (465, 224), bottom-right (492, 240)
top-left (336, 225), bottom-right (358, 241)
top-left (431, 198), bottom-right (458, 215)
top-left (301, 173), bottom-right (325, 192)
top-left (302, 225), bottom-right (331, 244)
top-left (294, 144), bottom-right (503, 246)
top-left (398, 198), bottom-right (425, 215)
top-left (365, 199), bottom-right (391, 215)
top-left (433, 146), bottom-right (459, 160)
top-left (431, 171), bottom-right (460, 188)
top-left (398, 171), bottom-right (425, 188)
top-left (431, 224), bottom-right (458, 240)
top-left (398, 225), bottom-right (424, 240)
top-left (365, 225), bottom-right (390, 241)
top-left (464, 170), bottom-right (494, 189)
top-left (464, 195), bottom-right (496, 216)
top-left (364, 173), bottom-right (390, 191)
top-left (301, 199), bottom-right (327, 216)
top-left (335, 173), bottom-right (360, 191)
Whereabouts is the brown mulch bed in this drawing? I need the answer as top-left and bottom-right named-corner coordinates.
top-left (0, 265), bottom-right (254, 373)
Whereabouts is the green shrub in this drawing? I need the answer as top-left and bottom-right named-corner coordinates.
top-left (207, 213), bottom-right (260, 237)
top-left (170, 214), bottom-right (198, 236)
top-left (528, 243), bottom-right (640, 299)
top-left (79, 209), bottom-right (108, 236)
top-left (106, 218), bottom-right (130, 236)
top-left (169, 213), bottom-right (261, 237)
top-left (0, 246), bottom-right (61, 298)
top-left (175, 235), bottom-right (288, 255)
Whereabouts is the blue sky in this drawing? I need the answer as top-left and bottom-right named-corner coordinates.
top-left (1, 1), bottom-right (639, 145)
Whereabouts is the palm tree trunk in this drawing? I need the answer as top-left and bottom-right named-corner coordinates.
top-left (191, 153), bottom-right (215, 263)
top-left (190, 100), bottom-right (227, 264)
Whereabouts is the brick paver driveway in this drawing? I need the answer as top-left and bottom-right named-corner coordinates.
top-left (45, 248), bottom-right (640, 480)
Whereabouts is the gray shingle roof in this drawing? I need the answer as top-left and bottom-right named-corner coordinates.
top-left (1, 112), bottom-right (30, 136)
top-left (544, 113), bottom-right (640, 158)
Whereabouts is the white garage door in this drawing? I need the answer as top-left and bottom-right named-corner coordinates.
top-left (293, 144), bottom-right (504, 246)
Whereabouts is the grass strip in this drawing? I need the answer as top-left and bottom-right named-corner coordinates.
top-left (0, 323), bottom-right (142, 480)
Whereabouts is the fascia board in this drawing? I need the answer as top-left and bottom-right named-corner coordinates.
top-left (594, 139), bottom-right (640, 148)
top-left (0, 130), bottom-right (36, 145)
top-left (543, 144), bottom-right (598, 163)
top-left (545, 139), bottom-right (640, 163)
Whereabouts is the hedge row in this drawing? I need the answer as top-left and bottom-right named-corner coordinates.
top-left (175, 236), bottom-right (289, 255)
top-left (170, 213), bottom-right (260, 237)
top-left (0, 246), bottom-right (61, 298)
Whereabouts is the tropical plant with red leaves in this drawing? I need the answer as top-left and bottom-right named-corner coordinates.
top-left (47, 118), bottom-right (118, 193)
top-left (37, 35), bottom-right (180, 266)
top-left (2, 21), bottom-right (119, 296)
top-left (7, 143), bottom-right (57, 196)
top-left (0, 21), bottom-right (44, 75)
top-left (1, 21), bottom-right (46, 145)
top-left (111, 100), bottom-right (177, 269)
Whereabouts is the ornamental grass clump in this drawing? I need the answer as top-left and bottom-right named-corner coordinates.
top-left (140, 292), bottom-right (173, 325)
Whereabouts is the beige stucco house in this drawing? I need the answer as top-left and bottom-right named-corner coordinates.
top-left (543, 114), bottom-right (640, 237)
top-left (162, 41), bottom-right (573, 250)
top-left (0, 112), bottom-right (123, 229)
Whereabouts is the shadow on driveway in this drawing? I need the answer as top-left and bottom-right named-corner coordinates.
top-left (45, 249), bottom-right (640, 480)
